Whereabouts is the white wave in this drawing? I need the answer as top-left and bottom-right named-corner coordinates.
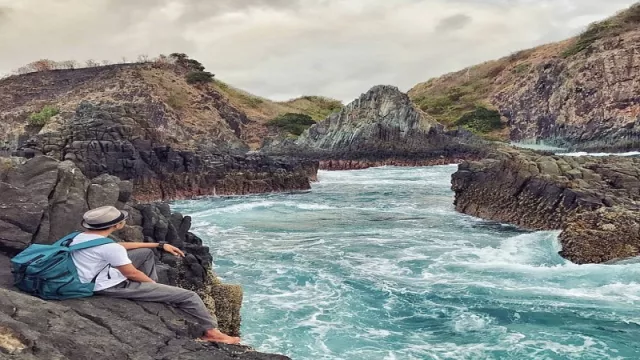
top-left (562, 151), bottom-right (640, 157)
top-left (189, 200), bottom-right (336, 216)
top-left (450, 313), bottom-right (493, 333)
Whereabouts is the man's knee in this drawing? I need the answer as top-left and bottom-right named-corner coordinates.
top-left (182, 289), bottom-right (205, 304)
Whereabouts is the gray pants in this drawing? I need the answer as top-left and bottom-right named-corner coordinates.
top-left (97, 248), bottom-right (218, 331)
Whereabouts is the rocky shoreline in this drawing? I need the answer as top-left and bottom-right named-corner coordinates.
top-left (0, 156), bottom-right (289, 359)
top-left (318, 154), bottom-right (484, 170)
top-left (452, 146), bottom-right (640, 264)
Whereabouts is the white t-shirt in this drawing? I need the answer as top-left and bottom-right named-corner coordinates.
top-left (70, 233), bottom-right (131, 291)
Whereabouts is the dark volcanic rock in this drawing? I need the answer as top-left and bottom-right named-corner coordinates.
top-left (264, 85), bottom-right (490, 169)
top-left (0, 284), bottom-right (288, 360)
top-left (16, 101), bottom-right (317, 201)
top-left (452, 146), bottom-right (640, 263)
top-left (0, 156), bottom-right (287, 359)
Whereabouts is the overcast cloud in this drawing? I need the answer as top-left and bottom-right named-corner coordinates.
top-left (0, 0), bottom-right (637, 101)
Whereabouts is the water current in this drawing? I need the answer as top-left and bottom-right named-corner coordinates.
top-left (172, 165), bottom-right (640, 360)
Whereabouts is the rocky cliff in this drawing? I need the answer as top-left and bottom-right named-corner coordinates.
top-left (0, 59), bottom-right (341, 151)
top-left (452, 147), bottom-right (640, 264)
top-left (0, 156), bottom-right (289, 359)
top-left (265, 85), bottom-right (489, 169)
top-left (410, 3), bottom-right (640, 151)
top-left (13, 101), bottom-right (317, 201)
top-left (0, 60), bottom-right (325, 200)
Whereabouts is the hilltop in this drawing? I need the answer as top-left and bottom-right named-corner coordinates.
top-left (409, 3), bottom-right (640, 151)
top-left (0, 56), bottom-right (342, 152)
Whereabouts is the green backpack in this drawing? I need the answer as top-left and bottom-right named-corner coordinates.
top-left (11, 232), bottom-right (114, 300)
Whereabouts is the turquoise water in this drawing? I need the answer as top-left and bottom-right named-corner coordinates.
top-left (173, 166), bottom-right (640, 360)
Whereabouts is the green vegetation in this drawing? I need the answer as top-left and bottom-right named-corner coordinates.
top-left (244, 96), bottom-right (264, 108)
top-left (186, 71), bottom-right (214, 84)
top-left (28, 105), bottom-right (59, 127)
top-left (268, 113), bottom-right (316, 136)
top-left (454, 106), bottom-right (504, 134)
top-left (562, 21), bottom-right (615, 58)
top-left (513, 63), bottom-right (531, 74)
top-left (413, 81), bottom-right (492, 125)
top-left (212, 80), bottom-right (267, 109)
top-left (283, 96), bottom-right (343, 120)
top-left (562, 4), bottom-right (640, 58)
top-left (169, 53), bottom-right (206, 72)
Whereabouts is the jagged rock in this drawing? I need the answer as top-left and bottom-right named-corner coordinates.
top-left (16, 102), bottom-right (317, 201)
top-left (452, 145), bottom-right (640, 263)
top-left (265, 85), bottom-right (489, 169)
top-left (0, 156), bottom-right (60, 253)
top-left (0, 156), bottom-right (288, 358)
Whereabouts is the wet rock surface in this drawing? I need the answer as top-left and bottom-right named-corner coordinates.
top-left (452, 146), bottom-right (640, 264)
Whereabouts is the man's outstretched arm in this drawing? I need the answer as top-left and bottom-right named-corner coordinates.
top-left (118, 242), bottom-right (185, 257)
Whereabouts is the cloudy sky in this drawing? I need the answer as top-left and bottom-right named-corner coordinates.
top-left (0, 0), bottom-right (637, 102)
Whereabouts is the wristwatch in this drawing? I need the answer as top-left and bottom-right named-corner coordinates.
top-left (157, 241), bottom-right (168, 250)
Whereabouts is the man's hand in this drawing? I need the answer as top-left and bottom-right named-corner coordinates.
top-left (162, 244), bottom-right (185, 258)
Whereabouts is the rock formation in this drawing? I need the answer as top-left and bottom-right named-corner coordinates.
top-left (14, 102), bottom-right (317, 201)
top-left (452, 146), bottom-right (640, 264)
top-left (0, 60), bottom-right (340, 151)
top-left (265, 85), bottom-right (489, 169)
top-left (0, 156), bottom-right (289, 359)
top-left (410, 4), bottom-right (640, 151)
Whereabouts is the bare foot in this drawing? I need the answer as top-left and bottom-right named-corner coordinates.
top-left (201, 329), bottom-right (241, 345)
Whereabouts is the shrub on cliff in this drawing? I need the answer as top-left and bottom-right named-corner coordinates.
top-left (268, 113), bottom-right (316, 136)
top-left (28, 106), bottom-right (59, 127)
top-left (186, 71), bottom-right (214, 84)
top-left (454, 106), bottom-right (503, 133)
top-left (562, 3), bottom-right (640, 58)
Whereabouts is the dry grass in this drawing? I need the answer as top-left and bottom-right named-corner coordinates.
top-left (0, 326), bottom-right (27, 355)
top-left (407, 40), bottom-right (571, 141)
top-left (563, 3), bottom-right (640, 57)
top-left (212, 80), bottom-right (342, 123)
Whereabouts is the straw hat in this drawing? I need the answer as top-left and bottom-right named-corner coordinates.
top-left (81, 206), bottom-right (129, 230)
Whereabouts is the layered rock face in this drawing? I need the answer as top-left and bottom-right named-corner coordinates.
top-left (452, 146), bottom-right (640, 263)
top-left (495, 30), bottom-right (640, 151)
top-left (0, 63), bottom-right (244, 151)
top-left (409, 4), bottom-right (640, 151)
top-left (266, 86), bottom-right (488, 169)
top-left (0, 156), bottom-right (288, 359)
top-left (16, 102), bottom-right (317, 201)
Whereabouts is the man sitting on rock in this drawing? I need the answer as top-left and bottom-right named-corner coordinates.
top-left (70, 205), bottom-right (240, 345)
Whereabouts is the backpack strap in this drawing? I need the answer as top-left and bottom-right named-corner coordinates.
top-left (53, 232), bottom-right (82, 247)
top-left (68, 238), bottom-right (115, 252)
